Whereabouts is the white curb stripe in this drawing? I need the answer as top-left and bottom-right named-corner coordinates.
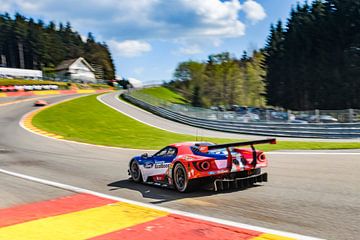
top-left (0, 168), bottom-right (322, 240)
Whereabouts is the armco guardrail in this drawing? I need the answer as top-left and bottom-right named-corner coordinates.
top-left (122, 94), bottom-right (360, 139)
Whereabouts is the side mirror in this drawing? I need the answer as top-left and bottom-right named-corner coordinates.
top-left (141, 153), bottom-right (148, 158)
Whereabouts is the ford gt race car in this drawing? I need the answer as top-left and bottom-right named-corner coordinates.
top-left (128, 138), bottom-right (276, 192)
top-left (34, 100), bottom-right (48, 106)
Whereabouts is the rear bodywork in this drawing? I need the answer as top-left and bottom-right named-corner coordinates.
top-left (34, 100), bottom-right (48, 106)
top-left (129, 138), bottom-right (276, 191)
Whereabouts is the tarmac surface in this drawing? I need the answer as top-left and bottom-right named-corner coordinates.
top-left (0, 93), bottom-right (359, 239)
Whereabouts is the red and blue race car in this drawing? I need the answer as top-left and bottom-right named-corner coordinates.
top-left (128, 138), bottom-right (276, 192)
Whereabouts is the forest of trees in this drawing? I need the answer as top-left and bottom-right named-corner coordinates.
top-left (167, 51), bottom-right (265, 108)
top-left (170, 0), bottom-right (360, 110)
top-left (0, 13), bottom-right (115, 80)
top-left (265, 0), bottom-right (360, 110)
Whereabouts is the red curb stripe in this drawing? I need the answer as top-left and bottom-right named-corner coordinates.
top-left (91, 214), bottom-right (263, 240)
top-left (0, 193), bottom-right (116, 227)
top-left (60, 90), bottom-right (77, 94)
top-left (5, 92), bottom-right (35, 97)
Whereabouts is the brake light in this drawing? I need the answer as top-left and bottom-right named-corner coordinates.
top-left (194, 160), bottom-right (212, 171)
top-left (199, 161), bottom-right (210, 171)
top-left (257, 153), bottom-right (266, 162)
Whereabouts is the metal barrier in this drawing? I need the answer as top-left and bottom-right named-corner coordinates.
top-left (122, 93), bottom-right (360, 139)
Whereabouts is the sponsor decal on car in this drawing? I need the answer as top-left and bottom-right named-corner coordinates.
top-left (154, 162), bottom-right (170, 169)
top-left (208, 169), bottom-right (230, 175)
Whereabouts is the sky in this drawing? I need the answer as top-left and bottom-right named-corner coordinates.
top-left (1, 0), bottom-right (306, 83)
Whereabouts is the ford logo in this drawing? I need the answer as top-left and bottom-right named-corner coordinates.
top-left (144, 162), bottom-right (153, 168)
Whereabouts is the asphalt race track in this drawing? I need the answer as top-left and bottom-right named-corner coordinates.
top-left (0, 93), bottom-right (359, 239)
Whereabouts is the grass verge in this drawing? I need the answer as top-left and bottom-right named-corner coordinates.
top-left (32, 94), bottom-right (360, 150)
top-left (131, 86), bottom-right (187, 104)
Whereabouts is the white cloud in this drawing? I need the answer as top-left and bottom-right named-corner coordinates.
top-left (178, 44), bottom-right (203, 55)
top-left (0, 0), bottom-right (12, 12)
top-left (242, 0), bottom-right (267, 23)
top-left (108, 40), bottom-right (152, 57)
top-left (0, 0), bottom-right (266, 40)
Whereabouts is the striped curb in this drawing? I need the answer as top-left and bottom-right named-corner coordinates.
top-left (0, 169), bottom-right (322, 240)
top-left (19, 91), bottom-right (112, 141)
top-left (0, 191), bottom-right (311, 240)
top-left (22, 105), bottom-right (65, 140)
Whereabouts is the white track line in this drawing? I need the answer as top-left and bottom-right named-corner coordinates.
top-left (0, 168), bottom-right (322, 240)
top-left (97, 93), bottom-right (186, 134)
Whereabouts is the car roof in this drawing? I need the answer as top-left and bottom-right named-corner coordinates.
top-left (169, 142), bottom-right (214, 148)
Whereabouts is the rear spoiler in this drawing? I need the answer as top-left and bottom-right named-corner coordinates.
top-left (206, 138), bottom-right (276, 151)
top-left (198, 138), bottom-right (276, 170)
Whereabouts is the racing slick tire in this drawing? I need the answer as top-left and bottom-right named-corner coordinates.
top-left (173, 163), bottom-right (196, 192)
top-left (130, 160), bottom-right (143, 183)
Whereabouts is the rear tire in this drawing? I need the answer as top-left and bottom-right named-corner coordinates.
top-left (130, 160), bottom-right (142, 183)
top-left (173, 163), bottom-right (196, 192)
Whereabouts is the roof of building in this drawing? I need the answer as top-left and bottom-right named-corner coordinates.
top-left (55, 57), bottom-right (95, 72)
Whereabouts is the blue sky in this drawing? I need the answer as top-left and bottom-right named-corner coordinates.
top-left (1, 0), bottom-right (305, 83)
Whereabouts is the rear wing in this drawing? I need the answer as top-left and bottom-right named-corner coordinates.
top-left (197, 138), bottom-right (276, 169)
top-left (206, 138), bottom-right (276, 151)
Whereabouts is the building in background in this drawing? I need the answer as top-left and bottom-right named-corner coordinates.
top-left (0, 67), bottom-right (42, 79)
top-left (55, 57), bottom-right (96, 83)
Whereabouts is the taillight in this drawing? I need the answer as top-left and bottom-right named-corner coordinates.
top-left (199, 161), bottom-right (210, 171)
top-left (257, 153), bottom-right (266, 162)
top-left (194, 161), bottom-right (211, 171)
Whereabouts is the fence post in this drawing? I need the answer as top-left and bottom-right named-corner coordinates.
top-left (287, 110), bottom-right (292, 123)
top-left (349, 109), bottom-right (354, 123)
top-left (315, 109), bottom-right (320, 123)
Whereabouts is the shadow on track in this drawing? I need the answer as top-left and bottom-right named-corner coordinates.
top-left (107, 179), bottom-right (262, 204)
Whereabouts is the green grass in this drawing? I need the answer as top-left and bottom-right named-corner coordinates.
top-left (75, 83), bottom-right (112, 89)
top-left (131, 86), bottom-right (187, 104)
top-left (0, 79), bottom-right (68, 87)
top-left (32, 94), bottom-right (360, 150)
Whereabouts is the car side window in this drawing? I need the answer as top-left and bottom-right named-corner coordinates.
top-left (153, 147), bottom-right (177, 157)
top-left (166, 147), bottom-right (177, 157)
top-left (153, 148), bottom-right (168, 157)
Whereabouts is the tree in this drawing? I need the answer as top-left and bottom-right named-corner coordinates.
top-left (0, 13), bottom-right (115, 79)
top-left (170, 52), bottom-right (264, 108)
